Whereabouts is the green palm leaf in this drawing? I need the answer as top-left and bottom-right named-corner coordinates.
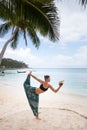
top-left (80, 0), bottom-right (87, 6)
top-left (11, 28), bottom-right (19, 49)
top-left (0, 0), bottom-right (60, 49)
top-left (23, 30), bottom-right (28, 46)
top-left (0, 22), bottom-right (12, 37)
top-left (27, 26), bottom-right (40, 48)
top-left (32, 0), bottom-right (53, 4)
top-left (22, 0), bottom-right (59, 41)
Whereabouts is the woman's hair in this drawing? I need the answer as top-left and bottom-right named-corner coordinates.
top-left (44, 75), bottom-right (50, 81)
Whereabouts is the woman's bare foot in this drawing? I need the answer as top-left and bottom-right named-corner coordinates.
top-left (35, 116), bottom-right (41, 120)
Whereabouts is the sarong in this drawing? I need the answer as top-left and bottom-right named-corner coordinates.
top-left (23, 75), bottom-right (39, 117)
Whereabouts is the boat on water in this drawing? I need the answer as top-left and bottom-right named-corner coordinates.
top-left (17, 71), bottom-right (26, 73)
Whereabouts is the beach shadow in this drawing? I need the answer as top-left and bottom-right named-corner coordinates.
top-left (40, 107), bottom-right (87, 120)
top-left (58, 108), bottom-right (87, 119)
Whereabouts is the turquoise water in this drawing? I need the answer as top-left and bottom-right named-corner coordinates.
top-left (0, 68), bottom-right (87, 96)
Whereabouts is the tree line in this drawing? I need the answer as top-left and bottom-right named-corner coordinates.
top-left (0, 58), bottom-right (28, 68)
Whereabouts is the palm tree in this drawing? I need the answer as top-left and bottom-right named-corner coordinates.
top-left (0, 0), bottom-right (59, 64)
top-left (0, 0), bottom-right (87, 65)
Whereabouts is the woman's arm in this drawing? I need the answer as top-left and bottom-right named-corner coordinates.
top-left (29, 71), bottom-right (44, 84)
top-left (49, 81), bottom-right (64, 93)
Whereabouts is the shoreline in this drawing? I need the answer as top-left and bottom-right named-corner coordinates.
top-left (0, 82), bottom-right (87, 98)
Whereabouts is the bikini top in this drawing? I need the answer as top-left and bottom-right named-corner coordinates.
top-left (40, 84), bottom-right (48, 91)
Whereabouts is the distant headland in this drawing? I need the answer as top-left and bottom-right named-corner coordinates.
top-left (0, 58), bottom-right (28, 69)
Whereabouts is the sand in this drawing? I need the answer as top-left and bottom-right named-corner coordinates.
top-left (0, 85), bottom-right (87, 130)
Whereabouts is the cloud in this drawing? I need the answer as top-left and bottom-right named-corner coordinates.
top-left (56, 0), bottom-right (87, 43)
top-left (52, 45), bottom-right (87, 68)
top-left (1, 45), bottom-right (87, 68)
top-left (4, 48), bottom-right (43, 67)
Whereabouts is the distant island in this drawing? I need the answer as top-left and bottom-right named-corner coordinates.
top-left (0, 58), bottom-right (28, 69)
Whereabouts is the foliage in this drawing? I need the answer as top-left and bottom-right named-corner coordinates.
top-left (0, 0), bottom-right (59, 49)
top-left (1, 58), bottom-right (28, 68)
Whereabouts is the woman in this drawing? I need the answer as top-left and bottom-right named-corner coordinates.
top-left (24, 71), bottom-right (64, 120)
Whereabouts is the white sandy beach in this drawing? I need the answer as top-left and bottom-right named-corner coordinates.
top-left (0, 84), bottom-right (87, 130)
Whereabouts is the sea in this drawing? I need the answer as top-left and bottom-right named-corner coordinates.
top-left (0, 68), bottom-right (87, 97)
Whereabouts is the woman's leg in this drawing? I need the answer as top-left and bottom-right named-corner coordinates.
top-left (29, 87), bottom-right (39, 118)
top-left (23, 75), bottom-right (40, 119)
top-left (24, 75), bottom-right (31, 89)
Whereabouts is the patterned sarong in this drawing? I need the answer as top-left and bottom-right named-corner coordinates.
top-left (23, 75), bottom-right (39, 117)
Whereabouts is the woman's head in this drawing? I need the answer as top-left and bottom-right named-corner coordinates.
top-left (44, 75), bottom-right (50, 82)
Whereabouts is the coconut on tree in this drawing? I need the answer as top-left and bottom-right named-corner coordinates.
top-left (0, 0), bottom-right (59, 64)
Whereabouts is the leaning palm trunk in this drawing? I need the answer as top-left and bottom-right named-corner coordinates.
top-left (0, 27), bottom-right (19, 64)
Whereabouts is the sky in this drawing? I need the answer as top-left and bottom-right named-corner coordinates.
top-left (0, 0), bottom-right (87, 68)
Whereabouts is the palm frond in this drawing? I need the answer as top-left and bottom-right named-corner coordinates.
top-left (23, 30), bottom-right (27, 46)
top-left (0, 0), bottom-right (59, 51)
top-left (80, 0), bottom-right (87, 6)
top-left (32, 0), bottom-right (53, 4)
top-left (0, 0), bottom-right (60, 42)
top-left (21, 0), bottom-right (59, 41)
top-left (11, 28), bottom-right (19, 49)
top-left (0, 1), bottom-right (13, 22)
top-left (0, 22), bottom-right (12, 37)
top-left (27, 26), bottom-right (40, 48)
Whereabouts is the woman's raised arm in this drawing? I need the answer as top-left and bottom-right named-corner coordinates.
top-left (29, 71), bottom-right (44, 84)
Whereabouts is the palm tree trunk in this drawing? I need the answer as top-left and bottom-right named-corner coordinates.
top-left (0, 27), bottom-right (19, 65)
